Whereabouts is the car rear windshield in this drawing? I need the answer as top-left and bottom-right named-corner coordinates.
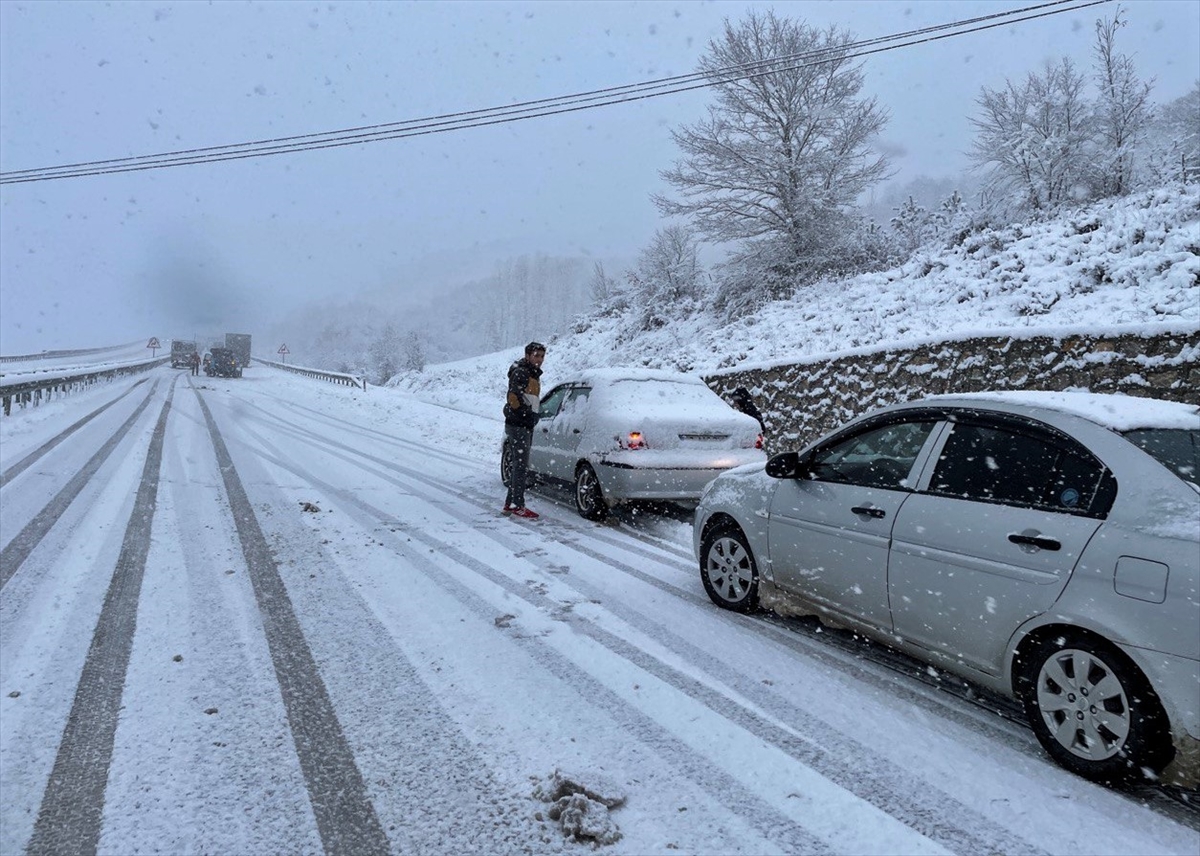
top-left (608, 380), bottom-right (723, 413)
top-left (1122, 429), bottom-right (1199, 485)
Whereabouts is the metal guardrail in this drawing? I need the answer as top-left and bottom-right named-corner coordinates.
top-left (253, 357), bottom-right (366, 390)
top-left (0, 356), bottom-right (170, 416)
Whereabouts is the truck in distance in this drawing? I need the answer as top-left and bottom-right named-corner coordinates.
top-left (225, 333), bottom-right (252, 370)
top-left (171, 339), bottom-right (196, 368)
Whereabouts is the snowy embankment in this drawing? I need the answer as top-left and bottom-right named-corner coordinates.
top-left (390, 185), bottom-right (1199, 412)
top-left (0, 341), bottom-right (160, 382)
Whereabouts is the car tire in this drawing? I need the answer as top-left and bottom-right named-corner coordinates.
top-left (699, 523), bottom-right (759, 613)
top-left (574, 463), bottom-right (607, 521)
top-left (500, 440), bottom-right (513, 488)
top-left (1016, 632), bottom-right (1173, 784)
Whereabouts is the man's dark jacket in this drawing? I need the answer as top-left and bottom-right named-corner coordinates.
top-left (504, 358), bottom-right (542, 428)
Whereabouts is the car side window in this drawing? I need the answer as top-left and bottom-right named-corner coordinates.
top-left (929, 422), bottom-right (1109, 513)
top-left (539, 387), bottom-right (571, 419)
top-left (563, 387), bottom-right (590, 414)
top-left (809, 420), bottom-right (936, 489)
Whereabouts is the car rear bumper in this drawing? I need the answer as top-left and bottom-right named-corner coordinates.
top-left (1123, 644), bottom-right (1200, 788)
top-left (596, 452), bottom-right (762, 502)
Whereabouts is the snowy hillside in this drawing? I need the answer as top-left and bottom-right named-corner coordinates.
top-left (389, 185), bottom-right (1199, 415)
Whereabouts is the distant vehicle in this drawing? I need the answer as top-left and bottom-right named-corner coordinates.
top-left (225, 333), bottom-right (252, 370)
top-left (693, 391), bottom-right (1200, 788)
top-left (502, 369), bottom-right (765, 520)
top-left (171, 340), bottom-right (196, 368)
top-left (205, 347), bottom-right (241, 378)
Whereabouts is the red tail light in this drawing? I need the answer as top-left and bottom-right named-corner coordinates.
top-left (619, 431), bottom-right (647, 450)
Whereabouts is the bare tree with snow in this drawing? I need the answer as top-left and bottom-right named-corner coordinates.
top-left (627, 225), bottom-right (706, 330)
top-left (971, 57), bottom-right (1095, 213)
top-left (367, 322), bottom-right (401, 385)
top-left (654, 11), bottom-right (889, 306)
top-left (401, 330), bottom-right (426, 373)
top-left (1142, 84), bottom-right (1200, 186)
top-left (1090, 8), bottom-right (1153, 197)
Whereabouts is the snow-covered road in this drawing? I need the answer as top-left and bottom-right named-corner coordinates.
top-left (1, 366), bottom-right (1197, 855)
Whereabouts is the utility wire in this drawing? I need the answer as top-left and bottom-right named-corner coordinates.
top-left (0, 0), bottom-right (1110, 185)
top-left (1, 0), bottom-right (1082, 177)
top-left (1, 0), bottom-right (1108, 183)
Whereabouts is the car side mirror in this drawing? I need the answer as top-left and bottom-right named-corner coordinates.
top-left (765, 451), bottom-right (808, 479)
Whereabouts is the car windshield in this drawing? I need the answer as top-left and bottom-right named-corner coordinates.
top-left (1122, 428), bottom-right (1199, 485)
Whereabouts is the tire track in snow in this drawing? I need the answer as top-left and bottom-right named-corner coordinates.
top-left (0, 380), bottom-right (159, 591)
top-left (231, 424), bottom-right (834, 854)
top-left (210, 402), bottom-right (593, 853)
top-left (237, 400), bottom-right (696, 574)
top-left (0, 378), bottom-right (147, 487)
top-left (238, 426), bottom-right (1033, 856)
top-left (191, 387), bottom-right (391, 856)
top-left (25, 379), bottom-right (173, 856)
top-left (249, 391), bottom-right (698, 564)
top-left (243, 393), bottom-right (482, 470)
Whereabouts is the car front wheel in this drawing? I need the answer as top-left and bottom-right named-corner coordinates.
top-left (700, 524), bottom-right (759, 612)
top-left (1016, 632), bottom-right (1172, 784)
top-left (574, 463), bottom-right (607, 521)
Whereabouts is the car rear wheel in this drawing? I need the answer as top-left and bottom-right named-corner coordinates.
top-left (500, 440), bottom-right (513, 488)
top-left (700, 524), bottom-right (759, 612)
top-left (1016, 632), bottom-right (1173, 784)
top-left (574, 463), bottom-right (607, 521)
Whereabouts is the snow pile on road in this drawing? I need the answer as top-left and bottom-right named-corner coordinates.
top-left (534, 769), bottom-right (626, 846)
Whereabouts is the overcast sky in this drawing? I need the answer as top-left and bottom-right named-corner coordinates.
top-left (1, 0), bottom-right (1197, 354)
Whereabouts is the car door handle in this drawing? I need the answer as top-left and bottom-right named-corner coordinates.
top-left (851, 505), bottom-right (886, 519)
top-left (1008, 533), bottom-right (1061, 551)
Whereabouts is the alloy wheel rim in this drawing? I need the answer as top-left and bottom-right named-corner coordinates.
top-left (1035, 647), bottom-right (1131, 761)
top-left (706, 536), bottom-right (752, 603)
top-left (577, 469), bottom-right (598, 512)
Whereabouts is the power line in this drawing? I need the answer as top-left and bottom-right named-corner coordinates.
top-left (0, 0), bottom-right (1110, 185)
top-left (2, 0), bottom-right (1082, 177)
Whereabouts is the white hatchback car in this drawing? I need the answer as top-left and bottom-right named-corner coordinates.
top-left (694, 391), bottom-right (1200, 787)
top-left (503, 369), bottom-right (765, 520)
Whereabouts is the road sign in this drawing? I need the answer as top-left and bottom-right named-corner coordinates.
top-left (147, 337), bottom-right (160, 349)
top-left (278, 344), bottom-right (290, 354)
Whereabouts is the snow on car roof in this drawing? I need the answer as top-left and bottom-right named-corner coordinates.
top-left (570, 368), bottom-right (707, 386)
top-left (926, 391), bottom-right (1200, 432)
top-left (561, 368), bottom-right (756, 423)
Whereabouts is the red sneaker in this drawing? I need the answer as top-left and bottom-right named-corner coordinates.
top-left (510, 507), bottom-right (540, 519)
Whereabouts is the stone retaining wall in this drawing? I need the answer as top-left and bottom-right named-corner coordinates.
top-left (705, 326), bottom-right (1199, 454)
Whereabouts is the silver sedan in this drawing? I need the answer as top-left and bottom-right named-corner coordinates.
top-left (505, 369), bottom-right (765, 520)
top-left (693, 391), bottom-right (1199, 788)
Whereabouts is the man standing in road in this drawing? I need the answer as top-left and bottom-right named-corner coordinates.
top-left (190, 350), bottom-right (201, 376)
top-left (503, 341), bottom-right (546, 519)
